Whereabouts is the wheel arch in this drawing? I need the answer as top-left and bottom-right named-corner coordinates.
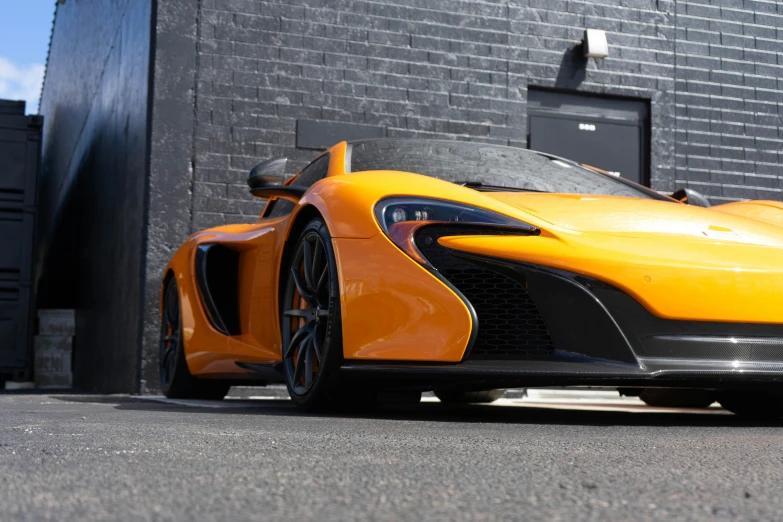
top-left (278, 204), bottom-right (326, 312)
top-left (160, 268), bottom-right (176, 319)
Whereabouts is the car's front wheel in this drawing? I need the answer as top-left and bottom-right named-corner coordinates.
top-left (159, 277), bottom-right (230, 400)
top-left (280, 218), bottom-right (352, 411)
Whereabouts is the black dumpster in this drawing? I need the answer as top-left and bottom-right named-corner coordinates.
top-left (0, 99), bottom-right (41, 382)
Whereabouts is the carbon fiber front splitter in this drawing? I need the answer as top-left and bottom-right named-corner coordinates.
top-left (340, 357), bottom-right (783, 391)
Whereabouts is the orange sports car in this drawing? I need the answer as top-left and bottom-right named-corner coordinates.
top-left (159, 139), bottom-right (783, 416)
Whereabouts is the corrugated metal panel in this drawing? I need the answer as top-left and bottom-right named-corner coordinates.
top-left (0, 284), bottom-right (33, 376)
top-left (0, 100), bottom-right (41, 378)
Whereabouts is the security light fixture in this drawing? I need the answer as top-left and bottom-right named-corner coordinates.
top-left (583, 29), bottom-right (608, 59)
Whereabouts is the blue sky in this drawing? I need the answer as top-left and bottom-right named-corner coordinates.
top-left (0, 2), bottom-right (56, 114)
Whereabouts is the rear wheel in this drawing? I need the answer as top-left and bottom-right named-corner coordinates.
top-left (435, 389), bottom-right (505, 404)
top-left (639, 388), bottom-right (715, 409)
top-left (281, 218), bottom-right (355, 412)
top-left (159, 277), bottom-right (230, 400)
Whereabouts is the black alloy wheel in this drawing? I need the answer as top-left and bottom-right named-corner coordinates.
top-left (159, 278), bottom-right (181, 390)
top-left (159, 277), bottom-right (230, 400)
top-left (281, 218), bottom-right (346, 410)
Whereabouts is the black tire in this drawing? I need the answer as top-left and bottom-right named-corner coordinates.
top-left (160, 277), bottom-right (230, 400)
top-left (281, 218), bottom-right (352, 412)
top-left (639, 388), bottom-right (715, 409)
top-left (718, 391), bottom-right (783, 419)
top-left (435, 389), bottom-right (505, 404)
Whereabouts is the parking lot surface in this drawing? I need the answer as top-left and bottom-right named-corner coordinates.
top-left (1, 391), bottom-right (782, 521)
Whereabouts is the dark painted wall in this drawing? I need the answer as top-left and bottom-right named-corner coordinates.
top-left (140, 0), bottom-right (203, 392)
top-left (38, 0), bottom-right (152, 392)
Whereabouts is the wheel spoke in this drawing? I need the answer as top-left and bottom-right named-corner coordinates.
top-left (293, 340), bottom-right (308, 385)
top-left (316, 265), bottom-right (328, 293)
top-left (166, 287), bottom-right (179, 325)
top-left (160, 281), bottom-right (181, 387)
top-left (303, 238), bottom-right (315, 291)
top-left (161, 341), bottom-right (176, 381)
top-left (165, 294), bottom-right (175, 325)
top-left (311, 332), bottom-right (323, 363)
top-left (311, 241), bottom-right (323, 290)
top-left (290, 267), bottom-right (317, 306)
top-left (285, 327), bottom-right (310, 359)
top-left (162, 344), bottom-right (175, 366)
top-left (304, 340), bottom-right (314, 388)
top-left (284, 308), bottom-right (315, 320)
top-left (316, 309), bottom-right (330, 319)
top-left (167, 352), bottom-right (176, 378)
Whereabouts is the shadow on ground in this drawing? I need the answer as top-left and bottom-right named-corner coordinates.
top-left (47, 393), bottom-right (783, 429)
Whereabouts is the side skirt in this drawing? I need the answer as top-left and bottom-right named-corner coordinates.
top-left (235, 361), bottom-right (286, 383)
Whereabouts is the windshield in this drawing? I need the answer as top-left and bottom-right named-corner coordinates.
top-left (348, 139), bottom-right (666, 200)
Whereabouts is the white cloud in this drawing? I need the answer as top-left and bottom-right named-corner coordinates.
top-left (0, 57), bottom-right (45, 114)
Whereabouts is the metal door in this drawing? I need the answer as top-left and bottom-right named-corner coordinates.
top-left (528, 89), bottom-right (650, 186)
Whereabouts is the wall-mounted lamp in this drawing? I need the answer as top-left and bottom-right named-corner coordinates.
top-left (583, 29), bottom-right (608, 59)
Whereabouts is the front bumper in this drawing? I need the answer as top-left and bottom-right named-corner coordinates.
top-left (342, 231), bottom-right (783, 389)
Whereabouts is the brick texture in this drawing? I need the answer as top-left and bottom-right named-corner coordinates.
top-left (190, 0), bottom-right (782, 228)
top-left (674, 1), bottom-right (783, 203)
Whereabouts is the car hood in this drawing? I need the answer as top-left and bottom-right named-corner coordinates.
top-left (486, 193), bottom-right (783, 248)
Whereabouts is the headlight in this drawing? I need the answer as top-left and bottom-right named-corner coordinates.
top-left (374, 197), bottom-right (539, 265)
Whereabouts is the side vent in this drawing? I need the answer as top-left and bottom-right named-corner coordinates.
top-left (195, 244), bottom-right (241, 335)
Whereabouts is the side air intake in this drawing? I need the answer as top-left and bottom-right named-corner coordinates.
top-left (195, 244), bottom-right (241, 336)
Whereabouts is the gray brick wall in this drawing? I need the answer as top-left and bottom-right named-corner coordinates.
top-left (674, 1), bottom-right (783, 203)
top-left (189, 0), bottom-right (782, 229)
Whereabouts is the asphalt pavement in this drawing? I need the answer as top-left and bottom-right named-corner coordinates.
top-left (2, 389), bottom-right (783, 521)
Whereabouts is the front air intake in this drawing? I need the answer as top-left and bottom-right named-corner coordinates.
top-left (414, 225), bottom-right (555, 360)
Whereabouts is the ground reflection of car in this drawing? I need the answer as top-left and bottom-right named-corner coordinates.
top-left (159, 139), bottom-right (783, 417)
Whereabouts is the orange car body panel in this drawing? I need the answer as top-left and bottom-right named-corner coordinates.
top-left (713, 200), bottom-right (783, 228)
top-left (162, 237), bottom-right (232, 377)
top-left (161, 141), bottom-right (783, 378)
top-left (437, 193), bottom-right (783, 324)
top-left (335, 234), bottom-right (472, 362)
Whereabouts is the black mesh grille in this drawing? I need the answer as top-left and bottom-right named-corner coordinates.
top-left (415, 226), bottom-right (555, 360)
